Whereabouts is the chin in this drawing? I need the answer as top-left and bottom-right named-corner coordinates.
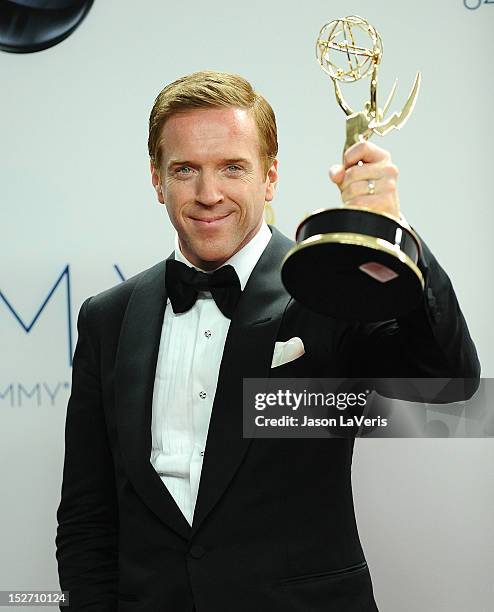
top-left (196, 244), bottom-right (237, 267)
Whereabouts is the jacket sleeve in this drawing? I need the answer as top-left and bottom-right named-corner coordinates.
top-left (56, 298), bottom-right (118, 611)
top-left (349, 236), bottom-right (481, 401)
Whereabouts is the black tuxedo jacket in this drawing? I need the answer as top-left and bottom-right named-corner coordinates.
top-left (56, 226), bottom-right (480, 612)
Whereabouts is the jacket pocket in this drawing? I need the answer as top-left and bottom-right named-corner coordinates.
top-left (278, 560), bottom-right (368, 586)
top-left (270, 352), bottom-right (309, 376)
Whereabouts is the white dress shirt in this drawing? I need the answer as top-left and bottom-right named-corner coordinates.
top-left (150, 222), bottom-right (272, 526)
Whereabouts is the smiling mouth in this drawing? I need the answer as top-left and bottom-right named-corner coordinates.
top-left (190, 213), bottom-right (232, 225)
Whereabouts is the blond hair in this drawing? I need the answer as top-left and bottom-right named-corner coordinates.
top-left (148, 71), bottom-right (278, 175)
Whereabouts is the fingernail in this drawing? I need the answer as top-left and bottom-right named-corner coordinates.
top-left (329, 164), bottom-right (341, 178)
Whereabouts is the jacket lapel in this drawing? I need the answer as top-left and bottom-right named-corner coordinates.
top-left (114, 228), bottom-right (294, 540)
top-left (115, 258), bottom-right (192, 540)
top-left (191, 227), bottom-right (293, 534)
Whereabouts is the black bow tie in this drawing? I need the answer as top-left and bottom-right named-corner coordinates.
top-left (165, 259), bottom-right (242, 319)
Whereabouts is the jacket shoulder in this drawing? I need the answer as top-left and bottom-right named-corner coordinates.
top-left (84, 259), bottom-right (166, 322)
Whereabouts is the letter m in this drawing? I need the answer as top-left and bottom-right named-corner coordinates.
top-left (1, 265), bottom-right (73, 366)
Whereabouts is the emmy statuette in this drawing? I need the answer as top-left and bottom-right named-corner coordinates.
top-left (281, 15), bottom-right (424, 321)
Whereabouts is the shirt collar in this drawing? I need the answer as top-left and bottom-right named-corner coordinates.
top-left (173, 221), bottom-right (272, 291)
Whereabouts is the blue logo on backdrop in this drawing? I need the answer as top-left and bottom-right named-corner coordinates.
top-left (0, 382), bottom-right (71, 408)
top-left (1, 264), bottom-right (126, 367)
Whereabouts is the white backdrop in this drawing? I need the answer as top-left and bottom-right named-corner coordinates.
top-left (1, 0), bottom-right (493, 610)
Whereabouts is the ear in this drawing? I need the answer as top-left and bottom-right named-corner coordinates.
top-left (150, 159), bottom-right (165, 205)
top-left (264, 159), bottom-right (278, 202)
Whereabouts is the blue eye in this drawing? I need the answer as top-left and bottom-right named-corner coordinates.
top-left (178, 166), bottom-right (191, 174)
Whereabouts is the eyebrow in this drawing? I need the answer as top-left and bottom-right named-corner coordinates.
top-left (167, 157), bottom-right (253, 169)
top-left (222, 158), bottom-right (252, 166)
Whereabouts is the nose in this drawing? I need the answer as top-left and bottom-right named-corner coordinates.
top-left (195, 170), bottom-right (224, 206)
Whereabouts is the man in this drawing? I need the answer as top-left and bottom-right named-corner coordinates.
top-left (56, 71), bottom-right (480, 611)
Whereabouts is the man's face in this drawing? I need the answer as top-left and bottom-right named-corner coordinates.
top-left (150, 106), bottom-right (278, 270)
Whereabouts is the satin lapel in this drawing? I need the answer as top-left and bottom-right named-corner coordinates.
top-left (115, 258), bottom-right (191, 540)
top-left (191, 227), bottom-right (294, 535)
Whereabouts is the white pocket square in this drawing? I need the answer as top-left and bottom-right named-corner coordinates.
top-left (271, 337), bottom-right (305, 368)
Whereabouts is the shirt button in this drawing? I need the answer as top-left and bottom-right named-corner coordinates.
top-left (199, 391), bottom-right (207, 399)
top-left (204, 330), bottom-right (212, 338)
top-left (200, 451), bottom-right (205, 457)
